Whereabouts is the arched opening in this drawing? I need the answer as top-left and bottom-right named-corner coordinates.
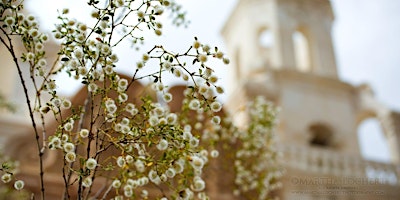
top-left (292, 29), bottom-right (312, 72)
top-left (308, 123), bottom-right (333, 148)
top-left (259, 29), bottom-right (273, 49)
top-left (258, 28), bottom-right (273, 66)
top-left (357, 118), bottom-right (391, 163)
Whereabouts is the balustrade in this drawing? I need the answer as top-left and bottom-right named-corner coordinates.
top-left (278, 144), bottom-right (400, 186)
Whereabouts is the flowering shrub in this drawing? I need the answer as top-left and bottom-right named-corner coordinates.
top-left (0, 0), bottom-right (281, 199)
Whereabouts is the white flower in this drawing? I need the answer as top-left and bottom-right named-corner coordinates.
top-left (86, 158), bottom-right (97, 170)
top-left (80, 129), bottom-right (89, 138)
top-left (183, 131), bottom-right (193, 140)
top-left (189, 137), bottom-right (199, 148)
top-left (121, 117), bottom-right (130, 126)
top-left (154, 5), bottom-right (164, 15)
top-left (88, 83), bottom-right (98, 93)
top-left (223, 57), bottom-right (230, 65)
top-left (64, 122), bottom-right (74, 132)
top-left (157, 139), bottom-right (168, 151)
top-left (210, 150), bottom-right (219, 158)
top-left (118, 93), bottom-right (128, 103)
top-left (106, 104), bottom-right (117, 114)
top-left (136, 61), bottom-right (144, 69)
top-left (125, 155), bottom-right (134, 164)
top-left (65, 152), bottom-right (76, 163)
top-left (148, 170), bottom-right (161, 185)
top-left (141, 189), bottom-right (149, 198)
top-left (74, 48), bottom-right (83, 59)
top-left (202, 45), bottom-right (210, 53)
top-left (61, 99), bottom-right (72, 109)
top-left (47, 80), bottom-right (57, 91)
top-left (78, 67), bottom-right (87, 75)
top-left (214, 51), bottom-right (224, 59)
top-left (142, 53), bottom-right (149, 61)
top-left (78, 23), bottom-right (87, 32)
top-left (52, 98), bottom-right (62, 107)
top-left (137, 11), bottom-right (145, 18)
top-left (173, 68), bottom-right (182, 77)
top-left (191, 177), bottom-right (205, 192)
top-left (118, 79), bottom-right (128, 91)
top-left (63, 142), bottom-right (75, 152)
top-left (105, 99), bottom-right (115, 106)
top-left (27, 15), bottom-right (35, 22)
top-left (138, 177), bottom-right (149, 186)
top-left (174, 159), bottom-right (185, 174)
top-left (49, 137), bottom-right (62, 149)
top-left (127, 179), bottom-right (139, 188)
top-left (112, 179), bottom-right (121, 188)
top-left (154, 29), bottom-right (162, 36)
top-left (125, 103), bottom-right (138, 116)
top-left (104, 65), bottom-right (114, 74)
top-left (193, 40), bottom-right (201, 49)
top-left (41, 34), bottom-right (49, 42)
top-left (183, 74), bottom-right (189, 81)
top-left (149, 116), bottom-right (159, 126)
top-left (1, 173), bottom-right (12, 183)
top-left (198, 85), bottom-right (209, 95)
top-left (163, 93), bottom-right (172, 103)
top-left (198, 54), bottom-right (207, 63)
top-left (210, 102), bottom-right (222, 112)
top-left (116, 156), bottom-right (125, 168)
top-left (216, 86), bottom-right (224, 94)
top-left (62, 134), bottom-right (69, 142)
top-left (209, 75), bottom-right (218, 83)
top-left (190, 155), bottom-right (204, 170)
top-left (37, 58), bottom-right (47, 66)
top-left (124, 185), bottom-right (133, 197)
top-left (29, 29), bottom-right (39, 38)
top-left (110, 54), bottom-right (118, 62)
top-left (166, 113), bottom-right (177, 125)
top-left (165, 168), bottom-right (176, 178)
top-left (211, 116), bottom-right (221, 125)
top-left (14, 180), bottom-right (24, 190)
top-left (4, 16), bottom-right (15, 26)
top-left (135, 160), bottom-right (145, 172)
top-left (82, 177), bottom-right (92, 187)
top-left (189, 99), bottom-right (200, 110)
top-left (113, 0), bottom-right (124, 7)
top-left (101, 44), bottom-right (111, 55)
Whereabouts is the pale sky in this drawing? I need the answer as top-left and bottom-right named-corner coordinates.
top-left (27, 0), bottom-right (400, 162)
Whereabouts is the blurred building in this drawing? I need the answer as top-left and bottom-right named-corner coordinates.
top-left (221, 0), bottom-right (400, 199)
top-left (1, 0), bottom-right (400, 199)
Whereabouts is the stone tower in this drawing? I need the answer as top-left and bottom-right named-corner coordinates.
top-left (222, 0), bottom-right (400, 199)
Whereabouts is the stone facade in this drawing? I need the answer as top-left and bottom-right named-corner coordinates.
top-left (221, 0), bottom-right (400, 199)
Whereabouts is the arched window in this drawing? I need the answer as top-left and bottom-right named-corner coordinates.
top-left (358, 118), bottom-right (391, 163)
top-left (292, 29), bottom-right (312, 72)
top-left (258, 28), bottom-right (273, 66)
top-left (308, 123), bottom-right (333, 147)
top-left (259, 28), bottom-right (273, 49)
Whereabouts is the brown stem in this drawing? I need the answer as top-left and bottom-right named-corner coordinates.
top-left (0, 28), bottom-right (46, 200)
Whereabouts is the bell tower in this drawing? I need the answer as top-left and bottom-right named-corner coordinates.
top-left (222, 0), bottom-right (337, 88)
top-left (222, 0), bottom-right (358, 154)
top-left (222, 0), bottom-right (400, 199)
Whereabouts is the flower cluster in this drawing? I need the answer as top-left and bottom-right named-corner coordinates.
top-left (0, 150), bottom-right (24, 193)
top-left (1, 0), bottom-right (281, 199)
top-left (232, 97), bottom-right (282, 199)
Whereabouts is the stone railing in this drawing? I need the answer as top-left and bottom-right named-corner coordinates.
top-left (278, 144), bottom-right (400, 186)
